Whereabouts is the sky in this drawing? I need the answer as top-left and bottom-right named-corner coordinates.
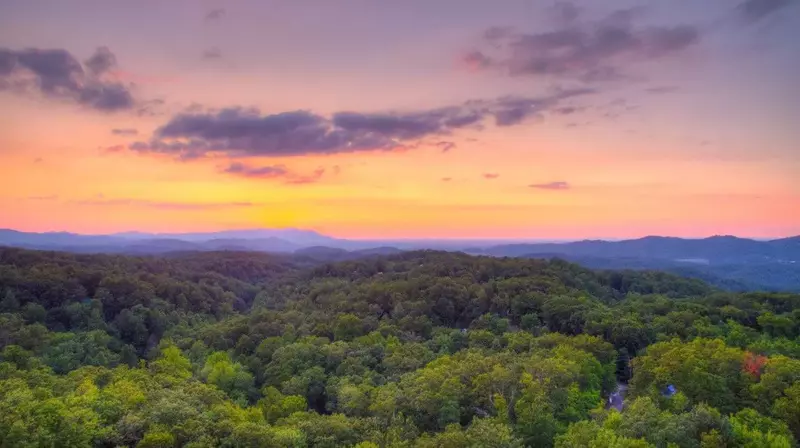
top-left (1, 0), bottom-right (798, 239)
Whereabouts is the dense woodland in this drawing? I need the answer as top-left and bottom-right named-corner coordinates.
top-left (0, 247), bottom-right (799, 447)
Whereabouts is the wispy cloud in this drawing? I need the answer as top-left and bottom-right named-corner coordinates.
top-left (76, 197), bottom-right (257, 210)
top-left (221, 162), bottom-right (330, 185)
top-left (222, 162), bottom-right (288, 179)
top-left (738, 0), bottom-right (793, 23)
top-left (28, 195), bottom-right (58, 200)
top-left (205, 8), bottom-right (226, 22)
top-left (435, 141), bottom-right (456, 152)
top-left (202, 48), bottom-right (223, 59)
top-left (483, 173), bottom-right (500, 179)
top-left (529, 181), bottom-right (570, 190)
top-left (111, 128), bottom-right (138, 136)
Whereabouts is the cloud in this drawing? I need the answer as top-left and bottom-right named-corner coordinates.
top-left (0, 47), bottom-right (135, 112)
top-left (483, 173), bottom-right (499, 179)
top-left (286, 168), bottom-right (326, 185)
top-left (738, 0), bottom-right (792, 22)
top-left (77, 197), bottom-right (256, 210)
top-left (83, 47), bottom-right (116, 75)
top-left (202, 48), bottom-right (223, 59)
top-left (221, 162), bottom-right (329, 184)
top-left (103, 144), bottom-right (125, 153)
top-left (462, 50), bottom-right (493, 71)
top-left (111, 128), bottom-right (138, 136)
top-left (529, 181), bottom-right (570, 190)
top-left (463, 3), bottom-right (700, 82)
top-left (490, 89), bottom-right (594, 126)
top-left (441, 177), bottom-right (452, 182)
top-left (129, 88), bottom-right (594, 159)
top-left (222, 162), bottom-right (288, 179)
top-left (205, 8), bottom-right (226, 22)
top-left (435, 141), bottom-right (456, 152)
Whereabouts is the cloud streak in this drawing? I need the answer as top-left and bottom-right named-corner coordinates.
top-left (129, 88), bottom-right (594, 159)
top-left (222, 162), bottom-right (288, 179)
top-left (111, 128), bottom-right (138, 136)
top-left (205, 8), bottom-right (226, 22)
top-left (0, 47), bottom-right (136, 112)
top-left (202, 48), bottom-right (223, 59)
top-left (221, 162), bottom-right (329, 184)
top-left (464, 3), bottom-right (701, 83)
top-left (529, 181), bottom-right (570, 190)
top-left (76, 197), bottom-right (257, 210)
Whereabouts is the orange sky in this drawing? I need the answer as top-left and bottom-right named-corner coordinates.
top-left (1, 0), bottom-right (798, 239)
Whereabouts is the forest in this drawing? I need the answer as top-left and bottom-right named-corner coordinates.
top-left (0, 247), bottom-right (798, 447)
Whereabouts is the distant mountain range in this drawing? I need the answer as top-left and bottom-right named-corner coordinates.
top-left (1, 229), bottom-right (799, 291)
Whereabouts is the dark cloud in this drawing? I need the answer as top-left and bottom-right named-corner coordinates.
top-left (483, 173), bottom-right (499, 179)
top-left (111, 128), bottom-right (138, 136)
top-left (202, 48), bottom-right (223, 59)
top-left (83, 46), bottom-right (116, 75)
top-left (0, 47), bottom-right (135, 112)
top-left (529, 181), bottom-right (570, 190)
top-left (738, 0), bottom-right (792, 22)
top-left (205, 8), bottom-right (226, 21)
top-left (464, 3), bottom-right (700, 82)
top-left (130, 88), bottom-right (594, 159)
top-left (222, 162), bottom-right (288, 179)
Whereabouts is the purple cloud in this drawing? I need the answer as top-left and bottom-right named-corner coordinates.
top-left (645, 86), bottom-right (679, 94)
top-left (202, 48), bottom-right (223, 59)
top-left (129, 88), bottom-right (595, 159)
top-left (83, 46), bottom-right (116, 76)
top-left (435, 141), bottom-right (456, 152)
top-left (205, 8), bottom-right (226, 22)
top-left (222, 162), bottom-right (288, 179)
top-left (463, 3), bottom-right (700, 83)
top-left (221, 162), bottom-right (329, 184)
top-left (0, 47), bottom-right (135, 112)
top-left (529, 181), bottom-right (570, 190)
top-left (738, 0), bottom-right (793, 22)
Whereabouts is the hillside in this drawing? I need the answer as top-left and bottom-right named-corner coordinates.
top-left (3, 230), bottom-right (800, 292)
top-left (0, 248), bottom-right (798, 446)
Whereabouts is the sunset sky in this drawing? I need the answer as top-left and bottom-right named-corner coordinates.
top-left (1, 0), bottom-right (798, 239)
